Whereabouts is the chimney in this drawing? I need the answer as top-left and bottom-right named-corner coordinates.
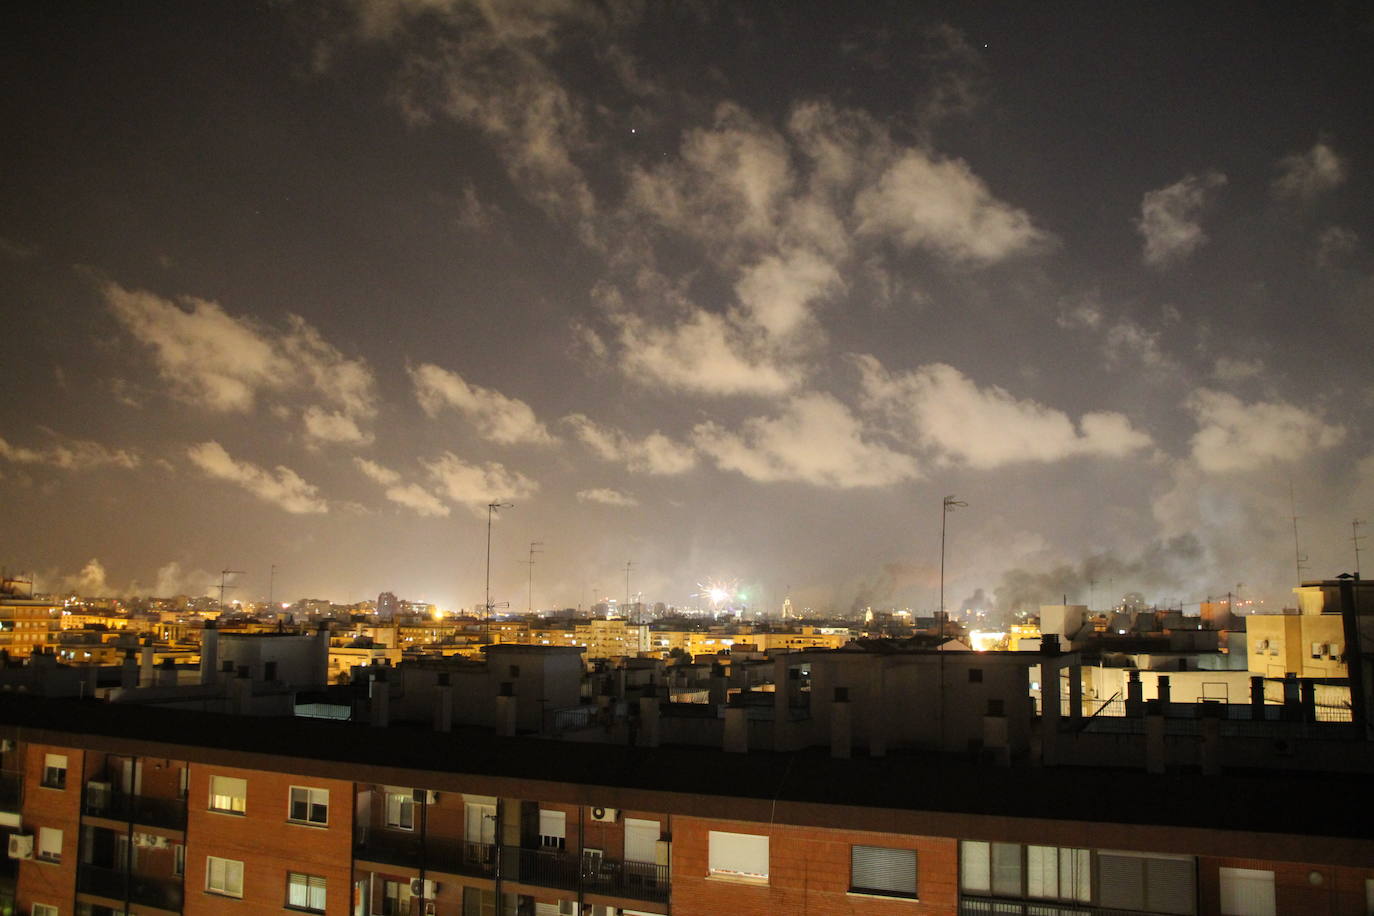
top-left (1126, 670), bottom-right (1144, 718)
top-left (369, 667), bottom-right (389, 728)
top-left (433, 673), bottom-right (452, 733)
top-left (120, 649), bottom-right (138, 690)
top-left (199, 620), bottom-right (219, 686)
top-left (1199, 701), bottom-right (1223, 775)
top-left (1156, 674), bottom-right (1171, 710)
top-left (314, 621), bottom-right (331, 688)
top-left (1145, 698), bottom-right (1165, 774)
top-left (1250, 675), bottom-right (1266, 721)
top-left (830, 687), bottom-right (852, 759)
top-left (139, 637), bottom-right (155, 688)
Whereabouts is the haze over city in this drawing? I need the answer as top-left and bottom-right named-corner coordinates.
top-left (2, 2), bottom-right (1371, 614)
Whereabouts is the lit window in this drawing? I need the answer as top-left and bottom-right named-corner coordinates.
top-left (289, 787), bottom-right (329, 825)
top-left (32, 905), bottom-right (59, 916)
top-left (1220, 867), bottom-right (1276, 916)
top-left (850, 845), bottom-right (917, 898)
top-left (385, 791), bottom-right (415, 830)
top-left (206, 856), bottom-right (244, 898)
top-left (209, 776), bottom-right (247, 814)
top-left (708, 831), bottom-right (768, 881)
top-left (41, 754), bottom-right (67, 789)
top-left (36, 827), bottom-right (62, 863)
top-left (287, 872), bottom-right (327, 912)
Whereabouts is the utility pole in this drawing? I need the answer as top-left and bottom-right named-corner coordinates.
top-left (522, 542), bottom-right (544, 614)
top-left (218, 569), bottom-right (244, 613)
top-left (939, 495), bottom-right (968, 639)
top-left (485, 503), bottom-right (514, 638)
top-left (1354, 519), bottom-right (1366, 579)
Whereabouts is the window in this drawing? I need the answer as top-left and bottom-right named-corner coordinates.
top-left (960, 841), bottom-right (991, 894)
top-left (382, 880), bottom-right (409, 915)
top-left (968, 668), bottom-right (983, 683)
top-left (289, 786), bottom-right (329, 825)
top-left (32, 905), bottom-right (58, 916)
top-left (850, 845), bottom-right (917, 898)
top-left (963, 841), bottom-right (1093, 904)
top-left (1219, 867), bottom-right (1276, 916)
top-left (206, 856), bottom-right (244, 898)
top-left (1098, 852), bottom-right (1195, 915)
top-left (1026, 845), bottom-right (1091, 903)
top-left (385, 791), bottom-right (415, 830)
top-left (539, 809), bottom-right (567, 850)
top-left (36, 827), bottom-right (61, 863)
top-left (173, 844), bottom-right (185, 877)
top-left (209, 775), bottom-right (247, 814)
top-left (987, 699), bottom-right (1005, 716)
top-left (707, 831), bottom-right (768, 881)
top-left (41, 754), bottom-right (67, 789)
top-left (992, 842), bottom-right (1021, 897)
top-left (287, 872), bottom-right (327, 912)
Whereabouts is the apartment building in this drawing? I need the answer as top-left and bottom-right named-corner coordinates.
top-left (0, 694), bottom-right (1370, 916)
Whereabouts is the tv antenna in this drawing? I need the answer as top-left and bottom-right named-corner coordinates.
top-left (520, 542), bottom-right (544, 613)
top-left (1289, 481), bottom-right (1308, 582)
top-left (218, 569), bottom-right (245, 612)
top-left (1354, 519), bottom-right (1366, 579)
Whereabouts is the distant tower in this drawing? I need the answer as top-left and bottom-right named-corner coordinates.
top-left (781, 596), bottom-right (794, 620)
top-left (377, 591), bottom-right (399, 620)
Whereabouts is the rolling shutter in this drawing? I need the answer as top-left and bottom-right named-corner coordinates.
top-left (851, 845), bottom-right (917, 897)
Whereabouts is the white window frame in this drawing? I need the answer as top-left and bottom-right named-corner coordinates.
top-left (287, 871), bottom-right (327, 912)
top-left (707, 830), bottom-right (769, 882)
top-left (41, 754), bottom-right (67, 790)
top-left (539, 809), bottom-right (567, 850)
top-left (36, 827), bottom-right (61, 863)
top-left (209, 775), bottom-right (247, 814)
top-left (32, 905), bottom-right (59, 916)
top-left (289, 786), bottom-right (329, 825)
top-left (206, 855), bottom-right (244, 898)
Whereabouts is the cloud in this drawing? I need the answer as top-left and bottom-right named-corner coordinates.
top-left (410, 363), bottom-right (555, 445)
top-left (1315, 225), bottom-right (1359, 268)
top-left (151, 561), bottom-right (217, 598)
top-left (421, 451), bottom-right (538, 517)
top-left (1185, 389), bottom-right (1346, 473)
top-left (105, 283), bottom-right (377, 444)
top-left (693, 392), bottom-right (919, 488)
top-left (858, 357), bottom-right (1153, 469)
top-left (1057, 302), bottom-right (1172, 372)
top-left (1273, 142), bottom-right (1346, 201)
top-left (562, 413), bottom-right (696, 474)
top-left (854, 149), bottom-right (1051, 262)
top-left (303, 407), bottom-right (374, 446)
top-left (576, 487), bottom-right (639, 507)
top-left (187, 441), bottom-right (329, 514)
top-left (1136, 171), bottom-right (1227, 267)
top-left (734, 248), bottom-right (842, 338)
top-left (1210, 356), bottom-right (1265, 383)
top-left (355, 457), bottom-right (451, 517)
top-left (609, 307), bottom-right (801, 397)
top-left (0, 432), bottom-right (141, 471)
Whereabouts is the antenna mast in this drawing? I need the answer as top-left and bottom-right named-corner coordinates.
top-left (218, 569), bottom-right (245, 612)
top-left (523, 542), bottom-right (544, 613)
top-left (1354, 519), bottom-right (1366, 579)
top-left (1288, 481), bottom-right (1308, 583)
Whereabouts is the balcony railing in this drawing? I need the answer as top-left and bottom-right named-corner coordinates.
top-left (581, 855), bottom-right (669, 903)
top-left (83, 785), bottom-right (186, 831)
top-left (78, 863), bottom-right (184, 913)
top-left (353, 826), bottom-right (422, 867)
top-left (959, 896), bottom-right (1179, 916)
top-left (501, 846), bottom-right (580, 891)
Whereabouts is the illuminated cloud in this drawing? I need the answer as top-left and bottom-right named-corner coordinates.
top-left (1273, 142), bottom-right (1346, 201)
top-left (610, 308), bottom-right (801, 397)
top-left (854, 150), bottom-right (1050, 262)
top-left (1136, 172), bottom-right (1227, 267)
top-left (562, 414), bottom-right (696, 475)
top-left (693, 392), bottom-right (918, 488)
top-left (106, 283), bottom-right (377, 445)
top-left (858, 358), bottom-right (1153, 469)
top-left (187, 441), bottom-right (328, 514)
top-left (410, 363), bottom-right (555, 445)
top-left (1185, 390), bottom-right (1345, 473)
top-left (355, 458), bottom-right (451, 518)
top-left (422, 451), bottom-right (538, 517)
top-left (0, 432), bottom-right (140, 471)
top-left (576, 487), bottom-right (639, 507)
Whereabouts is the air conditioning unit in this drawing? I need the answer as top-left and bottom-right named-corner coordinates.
top-left (590, 807), bottom-right (618, 823)
top-left (410, 878), bottom-right (438, 897)
top-left (133, 833), bottom-right (171, 850)
top-left (0, 739), bottom-right (14, 753)
top-left (411, 789), bottom-right (438, 805)
top-left (7, 834), bottom-right (33, 860)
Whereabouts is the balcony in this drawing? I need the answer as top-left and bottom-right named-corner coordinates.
top-left (77, 863), bottom-right (184, 913)
top-left (499, 847), bottom-right (668, 903)
top-left (427, 838), bottom-right (497, 880)
top-left (501, 846), bottom-right (580, 892)
top-left (959, 896), bottom-right (1172, 916)
top-left (83, 784), bottom-right (186, 831)
top-left (353, 826), bottom-right (422, 868)
top-left (0, 772), bottom-right (21, 812)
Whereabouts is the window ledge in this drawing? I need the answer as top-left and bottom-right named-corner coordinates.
top-left (208, 809), bottom-right (246, 817)
top-left (204, 891), bottom-right (243, 900)
top-left (286, 819), bottom-right (329, 829)
top-left (847, 891), bottom-right (920, 902)
top-left (706, 873), bottom-right (769, 886)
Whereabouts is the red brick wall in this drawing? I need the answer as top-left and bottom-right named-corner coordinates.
top-left (16, 743), bottom-right (82, 916)
top-left (671, 815), bottom-right (958, 916)
top-left (1199, 856), bottom-right (1374, 916)
top-left (184, 762), bottom-right (354, 915)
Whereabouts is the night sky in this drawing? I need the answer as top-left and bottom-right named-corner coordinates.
top-left (2, 2), bottom-right (1372, 615)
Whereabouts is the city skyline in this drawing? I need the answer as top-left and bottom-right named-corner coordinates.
top-left (2, 3), bottom-right (1372, 613)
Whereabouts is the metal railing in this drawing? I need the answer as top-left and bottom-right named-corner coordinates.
top-left (502, 845), bottom-right (580, 891)
top-left (581, 855), bottom-right (669, 903)
top-left (83, 785), bottom-right (186, 831)
top-left (959, 896), bottom-right (1177, 916)
top-left (77, 863), bottom-right (184, 912)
